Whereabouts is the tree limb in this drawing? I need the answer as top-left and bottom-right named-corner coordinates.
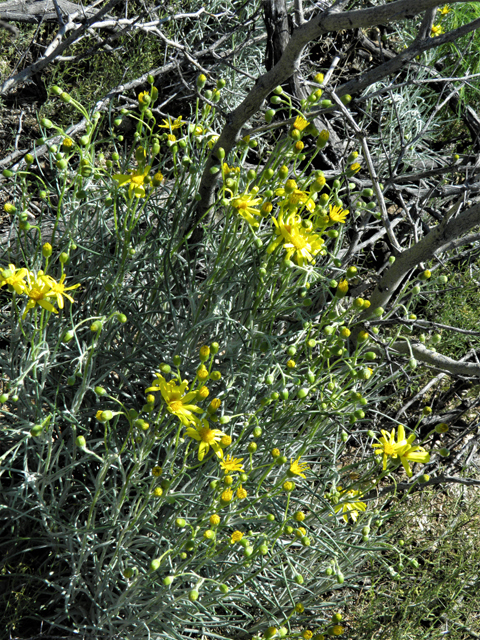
top-left (194, 0), bottom-right (480, 226)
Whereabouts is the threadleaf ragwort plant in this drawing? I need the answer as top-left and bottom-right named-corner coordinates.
top-left (0, 75), bottom-right (442, 639)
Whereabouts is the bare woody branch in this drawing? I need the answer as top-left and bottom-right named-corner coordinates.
top-left (194, 0), bottom-right (480, 221)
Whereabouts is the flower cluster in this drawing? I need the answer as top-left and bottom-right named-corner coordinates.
top-left (221, 118), bottom-right (353, 266)
top-left (0, 264), bottom-right (79, 318)
top-left (372, 425), bottom-right (430, 477)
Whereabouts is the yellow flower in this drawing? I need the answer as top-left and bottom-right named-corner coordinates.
top-left (267, 211), bottom-right (325, 266)
top-left (336, 279), bottom-right (349, 296)
top-left (221, 435), bottom-right (232, 447)
top-left (41, 274), bottom-right (80, 309)
top-left (199, 345), bottom-right (210, 360)
top-left (0, 264), bottom-right (29, 294)
top-left (220, 454), bottom-right (244, 474)
top-left (209, 398), bottom-right (221, 412)
top-left (295, 603), bottom-right (304, 614)
top-left (292, 115), bottom-right (309, 131)
top-left (197, 386), bottom-right (209, 399)
top-left (185, 419), bottom-right (226, 461)
top-left (328, 205), bottom-right (349, 224)
top-left (138, 91), bottom-right (150, 106)
top-left (331, 486), bottom-right (367, 522)
top-left (62, 137), bottom-right (74, 149)
top-left (289, 457), bottom-right (309, 478)
top-left (231, 530), bottom-right (243, 543)
top-left (236, 485), bottom-right (247, 499)
top-left (276, 186), bottom-right (316, 213)
top-left (372, 425), bottom-right (430, 476)
top-left (221, 487), bottom-right (233, 503)
top-left (152, 172), bottom-right (164, 187)
top-left (113, 165), bottom-right (152, 198)
top-left (207, 134), bottom-right (220, 148)
top-left (331, 626), bottom-right (344, 636)
top-left (318, 129), bottom-right (329, 142)
top-left (222, 163), bottom-right (240, 176)
top-left (287, 359), bottom-right (296, 369)
top-left (159, 116), bottom-right (183, 129)
top-left (152, 466), bottom-right (163, 477)
top-left (230, 192), bottom-right (263, 227)
top-left (22, 273), bottom-right (58, 318)
top-left (145, 373), bottom-right (202, 426)
top-left (431, 24), bottom-right (443, 36)
top-left (438, 4), bottom-right (450, 14)
top-left (197, 365), bottom-right (209, 381)
top-left (303, 631), bottom-right (313, 639)
top-left (210, 513), bottom-right (220, 526)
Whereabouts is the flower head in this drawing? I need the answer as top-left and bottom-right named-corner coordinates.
top-left (222, 163), bottom-right (240, 176)
top-left (159, 116), bottom-right (183, 130)
top-left (185, 419), bottom-right (226, 461)
top-left (236, 485), bottom-right (247, 500)
top-left (372, 425), bottom-right (430, 476)
top-left (146, 373), bottom-right (202, 426)
top-left (41, 273), bottom-right (80, 309)
top-left (431, 24), bottom-right (443, 36)
top-left (22, 273), bottom-right (59, 318)
top-left (113, 165), bottom-right (152, 198)
top-left (328, 205), bottom-right (349, 224)
top-left (221, 488), bottom-right (233, 503)
top-left (292, 115), bottom-right (310, 131)
top-left (231, 530), bottom-right (243, 543)
top-left (210, 513), bottom-right (221, 526)
top-left (230, 192), bottom-right (263, 227)
top-left (0, 264), bottom-right (29, 295)
top-left (267, 211), bottom-right (324, 266)
top-left (276, 186), bottom-right (316, 213)
top-left (138, 91), bottom-right (150, 106)
top-left (221, 434), bottom-right (232, 447)
top-left (331, 486), bottom-right (367, 522)
top-left (289, 457), bottom-right (309, 479)
top-left (220, 454), bottom-right (244, 474)
top-left (62, 137), bottom-right (74, 150)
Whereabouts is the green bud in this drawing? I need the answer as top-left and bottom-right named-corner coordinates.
top-left (265, 109), bottom-right (275, 123)
top-left (30, 424), bottom-right (44, 437)
top-left (62, 330), bottom-right (74, 343)
top-left (150, 559), bottom-right (161, 571)
top-left (76, 435), bottom-right (86, 447)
